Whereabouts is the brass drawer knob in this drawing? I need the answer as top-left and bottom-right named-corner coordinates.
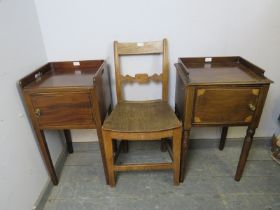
top-left (248, 104), bottom-right (256, 111)
top-left (35, 108), bottom-right (41, 118)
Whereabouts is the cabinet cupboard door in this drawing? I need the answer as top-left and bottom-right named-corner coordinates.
top-left (30, 92), bottom-right (94, 127)
top-left (193, 88), bottom-right (260, 125)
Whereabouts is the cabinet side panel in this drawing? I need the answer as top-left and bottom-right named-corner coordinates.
top-left (251, 84), bottom-right (270, 128)
top-left (184, 86), bottom-right (195, 130)
top-left (175, 71), bottom-right (186, 121)
top-left (94, 64), bottom-right (112, 124)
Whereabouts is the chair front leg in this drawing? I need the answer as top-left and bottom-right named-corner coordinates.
top-left (102, 130), bottom-right (116, 187)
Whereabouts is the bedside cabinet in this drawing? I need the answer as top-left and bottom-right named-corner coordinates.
top-left (174, 57), bottom-right (272, 182)
top-left (19, 60), bottom-right (112, 185)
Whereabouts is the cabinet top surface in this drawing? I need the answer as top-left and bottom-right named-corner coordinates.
top-left (20, 60), bottom-right (104, 90)
top-left (177, 57), bottom-right (272, 85)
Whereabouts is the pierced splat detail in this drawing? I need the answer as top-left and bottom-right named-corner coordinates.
top-left (121, 73), bottom-right (162, 84)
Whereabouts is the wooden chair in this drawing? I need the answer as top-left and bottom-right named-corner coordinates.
top-left (102, 39), bottom-right (182, 187)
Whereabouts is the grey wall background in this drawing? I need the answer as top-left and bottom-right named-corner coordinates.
top-left (35, 0), bottom-right (280, 141)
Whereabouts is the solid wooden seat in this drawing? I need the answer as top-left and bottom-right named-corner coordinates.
top-left (102, 39), bottom-right (182, 187)
top-left (103, 101), bottom-right (181, 133)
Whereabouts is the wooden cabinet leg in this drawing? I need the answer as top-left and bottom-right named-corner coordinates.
top-left (36, 129), bottom-right (58, 185)
top-left (63, 130), bottom-right (73, 153)
top-left (219, 126), bottom-right (228, 151)
top-left (235, 127), bottom-right (255, 181)
top-left (160, 138), bottom-right (168, 152)
top-left (173, 128), bottom-right (182, 185)
top-left (180, 129), bottom-right (190, 183)
top-left (121, 140), bottom-right (129, 153)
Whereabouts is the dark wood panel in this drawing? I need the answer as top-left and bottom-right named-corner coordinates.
top-left (52, 60), bottom-right (103, 69)
top-left (193, 88), bottom-right (259, 124)
top-left (175, 70), bottom-right (186, 121)
top-left (31, 92), bottom-right (94, 127)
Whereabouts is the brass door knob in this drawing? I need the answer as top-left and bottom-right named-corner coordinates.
top-left (248, 104), bottom-right (256, 111)
top-left (35, 108), bottom-right (41, 118)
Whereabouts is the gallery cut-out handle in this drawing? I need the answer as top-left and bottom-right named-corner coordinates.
top-left (205, 57), bottom-right (212, 62)
top-left (35, 108), bottom-right (41, 118)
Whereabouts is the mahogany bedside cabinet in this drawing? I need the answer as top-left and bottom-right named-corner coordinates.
top-left (174, 57), bottom-right (272, 182)
top-left (19, 60), bottom-right (112, 185)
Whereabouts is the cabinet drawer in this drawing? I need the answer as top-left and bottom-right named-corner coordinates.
top-left (30, 92), bottom-right (94, 127)
top-left (193, 88), bottom-right (260, 124)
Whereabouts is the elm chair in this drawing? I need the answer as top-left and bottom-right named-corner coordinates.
top-left (102, 39), bottom-right (182, 187)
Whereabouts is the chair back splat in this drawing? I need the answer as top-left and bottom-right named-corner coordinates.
top-left (114, 39), bottom-right (169, 102)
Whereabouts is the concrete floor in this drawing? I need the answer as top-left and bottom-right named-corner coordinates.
top-left (43, 140), bottom-right (280, 210)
